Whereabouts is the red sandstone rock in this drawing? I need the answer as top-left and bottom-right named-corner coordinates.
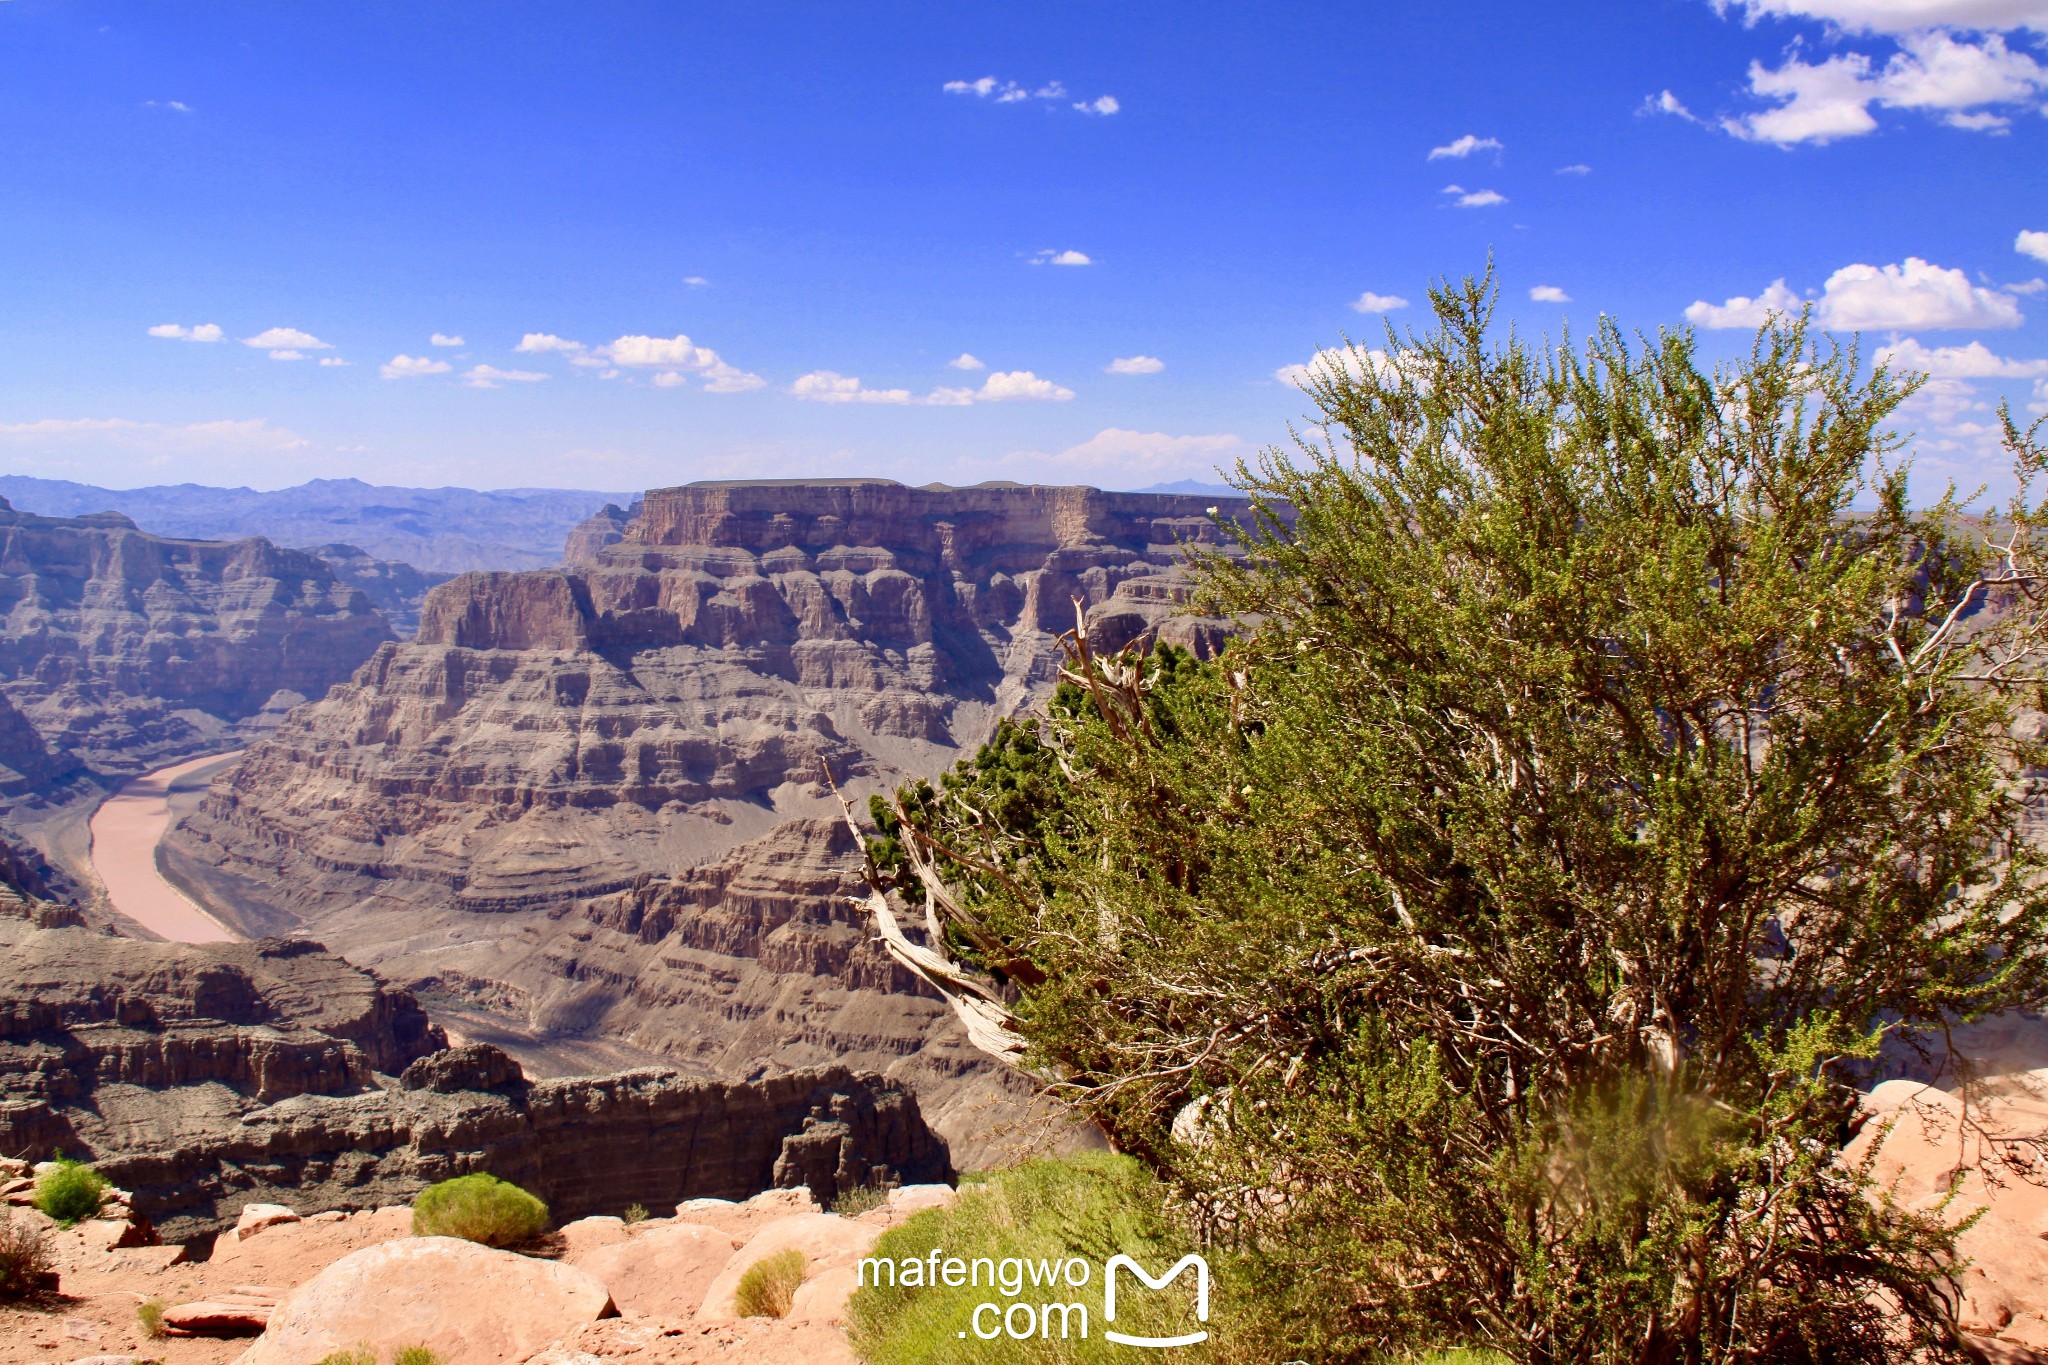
top-left (238, 1235), bottom-right (616, 1364)
top-left (697, 1213), bottom-right (882, 1321)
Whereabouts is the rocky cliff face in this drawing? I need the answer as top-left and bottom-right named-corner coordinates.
top-left (0, 916), bottom-right (943, 1241)
top-left (562, 501), bottom-right (638, 564)
top-left (166, 481), bottom-right (1239, 1159)
top-left (0, 496), bottom-right (394, 781)
top-left (299, 543), bottom-right (454, 637)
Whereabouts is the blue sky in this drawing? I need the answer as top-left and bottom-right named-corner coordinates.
top-left (0, 0), bottom-right (2042, 496)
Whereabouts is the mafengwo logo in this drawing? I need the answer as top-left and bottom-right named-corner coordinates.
top-left (858, 1247), bottom-right (1211, 1347)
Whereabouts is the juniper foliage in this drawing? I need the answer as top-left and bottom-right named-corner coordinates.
top-left (871, 273), bottom-right (2048, 1362)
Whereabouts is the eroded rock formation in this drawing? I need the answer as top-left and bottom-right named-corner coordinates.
top-left (0, 496), bottom-right (394, 780)
top-left (168, 481), bottom-right (1235, 1159)
top-left (0, 915), bottom-right (945, 1241)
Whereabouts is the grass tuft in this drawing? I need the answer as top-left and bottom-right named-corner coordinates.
top-left (410, 1173), bottom-right (549, 1247)
top-left (622, 1202), bottom-right (649, 1225)
top-left (393, 1347), bottom-right (443, 1365)
top-left (137, 1296), bottom-right (168, 1338)
top-left (734, 1247), bottom-right (807, 1318)
top-left (827, 1179), bottom-right (890, 1217)
top-left (313, 1349), bottom-right (377, 1365)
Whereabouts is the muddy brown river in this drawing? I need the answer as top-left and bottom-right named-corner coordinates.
top-left (88, 751), bottom-right (245, 943)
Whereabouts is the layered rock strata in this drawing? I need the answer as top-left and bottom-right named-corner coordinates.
top-left (299, 542), bottom-right (454, 637)
top-left (0, 496), bottom-right (393, 781)
top-left (167, 481), bottom-right (1241, 1158)
top-left (0, 917), bottom-right (944, 1241)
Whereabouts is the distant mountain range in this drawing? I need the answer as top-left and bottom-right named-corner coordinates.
top-left (1134, 479), bottom-right (1243, 498)
top-left (0, 477), bottom-right (634, 574)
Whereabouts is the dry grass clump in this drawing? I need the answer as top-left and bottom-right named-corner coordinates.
top-left (733, 1247), bottom-right (807, 1318)
top-left (410, 1173), bottom-right (548, 1247)
top-left (137, 1296), bottom-right (168, 1338)
top-left (827, 1180), bottom-right (890, 1216)
top-left (0, 1212), bottom-right (53, 1302)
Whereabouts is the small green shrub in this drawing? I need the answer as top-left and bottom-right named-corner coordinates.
top-left (31, 1159), bottom-right (108, 1225)
top-left (410, 1173), bottom-right (548, 1247)
top-left (312, 1349), bottom-right (376, 1365)
top-left (734, 1247), bottom-right (806, 1318)
top-left (0, 1211), bottom-right (54, 1302)
top-left (393, 1347), bottom-right (443, 1365)
top-left (622, 1202), bottom-right (649, 1225)
top-left (137, 1296), bottom-right (168, 1338)
top-left (827, 1179), bottom-right (889, 1217)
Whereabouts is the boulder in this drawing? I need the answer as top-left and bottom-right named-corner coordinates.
top-left (569, 1219), bottom-right (738, 1319)
top-left (698, 1213), bottom-right (882, 1320)
top-left (161, 1299), bottom-right (271, 1336)
top-left (556, 1214), bottom-right (629, 1259)
top-left (238, 1235), bottom-right (616, 1365)
top-left (76, 1216), bottom-right (154, 1251)
top-left (787, 1263), bottom-right (862, 1326)
top-left (234, 1203), bottom-right (302, 1241)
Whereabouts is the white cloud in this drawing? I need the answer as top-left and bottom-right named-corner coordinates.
top-left (147, 322), bottom-right (223, 342)
top-left (1724, 31), bottom-right (2048, 143)
top-left (948, 353), bottom-right (987, 371)
top-left (1820, 257), bottom-right (2023, 328)
top-left (464, 364), bottom-right (548, 388)
top-left (683, 276), bottom-right (709, 287)
top-left (1038, 428), bottom-right (1245, 478)
top-left (0, 417), bottom-right (309, 457)
top-left (977, 370), bottom-right (1075, 402)
top-left (1106, 355), bottom-right (1165, 375)
top-left (1874, 336), bottom-right (2048, 377)
top-left (593, 334), bottom-right (765, 392)
top-left (1351, 291), bottom-right (1409, 313)
top-left (429, 333), bottom-right (465, 347)
top-left (700, 361), bottom-right (766, 393)
top-left (1442, 185), bottom-right (1508, 207)
top-left (380, 355), bottom-right (453, 379)
top-left (790, 371), bottom-right (913, 404)
top-left (1687, 259), bottom-right (2024, 330)
top-left (1033, 249), bottom-right (1093, 266)
top-left (516, 333), bottom-right (587, 355)
top-left (1712, 0), bottom-right (2048, 34)
top-left (1685, 279), bottom-right (1806, 328)
top-left (2019, 229), bottom-right (2048, 262)
top-left (1530, 285), bottom-right (1573, 303)
top-left (1557, 163), bottom-right (1594, 174)
top-left (2010, 278), bottom-right (2048, 295)
top-left (268, 350), bottom-right (306, 361)
top-left (243, 327), bottom-right (330, 352)
top-left (317, 357), bottom-right (350, 367)
top-left (947, 76), bottom-right (1106, 109)
top-left (1275, 347), bottom-right (1406, 389)
top-left (1428, 134), bottom-right (1504, 159)
top-left (1645, 89), bottom-right (1705, 122)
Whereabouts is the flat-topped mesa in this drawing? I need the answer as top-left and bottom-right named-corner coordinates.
top-left (417, 479), bottom-right (1246, 655)
top-left (623, 479), bottom-right (1237, 561)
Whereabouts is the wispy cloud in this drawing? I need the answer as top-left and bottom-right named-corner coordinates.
top-left (790, 371), bottom-right (913, 404)
top-left (1530, 285), bottom-right (1572, 303)
top-left (1875, 336), bottom-right (2048, 378)
top-left (381, 355), bottom-right (453, 379)
top-left (1351, 291), bottom-right (1409, 313)
top-left (948, 353), bottom-right (987, 371)
top-left (514, 331), bottom-right (764, 392)
top-left (1442, 185), bottom-right (1507, 208)
top-left (1032, 248), bottom-right (1093, 266)
top-left (148, 323), bottom-right (223, 342)
top-left (1030, 428), bottom-right (1245, 480)
top-left (1643, 89), bottom-right (1706, 123)
top-left (1428, 134), bottom-right (1503, 160)
top-left (243, 327), bottom-right (331, 355)
top-left (429, 333), bottom-right (465, 347)
top-left (1557, 163), bottom-right (1594, 174)
top-left (945, 77), bottom-right (1118, 112)
top-left (0, 417), bottom-right (309, 457)
top-left (515, 333), bottom-right (586, 355)
top-left (1106, 355), bottom-right (1164, 374)
top-left (1711, 1), bottom-right (2048, 36)
top-left (463, 364), bottom-right (548, 389)
top-left (792, 368), bottom-right (1075, 405)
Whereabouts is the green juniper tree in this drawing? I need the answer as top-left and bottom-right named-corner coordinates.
top-left (853, 271), bottom-right (2048, 1363)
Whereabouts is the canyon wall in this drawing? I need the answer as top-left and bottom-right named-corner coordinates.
top-left (0, 913), bottom-right (944, 1241)
top-left (0, 496), bottom-right (394, 781)
top-left (168, 480), bottom-right (1243, 1159)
